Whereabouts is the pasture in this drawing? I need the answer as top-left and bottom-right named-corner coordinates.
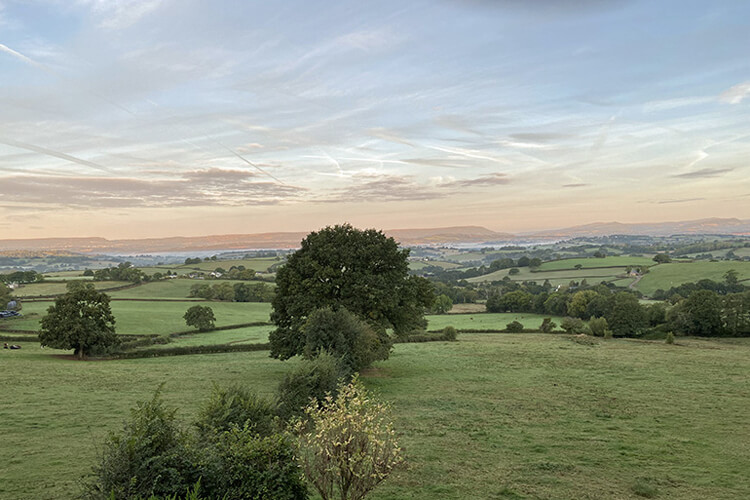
top-left (537, 255), bottom-right (654, 271)
top-left (106, 279), bottom-right (273, 300)
top-left (636, 261), bottom-right (750, 296)
top-left (2, 334), bottom-right (750, 499)
top-left (1, 300), bottom-right (272, 336)
top-left (467, 266), bottom-right (630, 286)
top-left (426, 312), bottom-right (563, 331)
top-left (12, 281), bottom-right (132, 298)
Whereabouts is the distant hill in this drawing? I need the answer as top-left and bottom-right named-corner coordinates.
top-left (528, 218), bottom-right (750, 238)
top-left (2, 219), bottom-right (748, 254)
top-left (0, 226), bottom-right (513, 254)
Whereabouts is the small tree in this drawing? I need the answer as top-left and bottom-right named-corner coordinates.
top-left (665, 331), bottom-right (675, 344)
top-left (560, 316), bottom-right (588, 334)
top-left (184, 305), bottom-right (215, 332)
top-left (539, 318), bottom-right (556, 333)
top-left (294, 376), bottom-right (403, 500)
top-left (431, 294), bottom-right (453, 314)
top-left (588, 317), bottom-right (609, 337)
top-left (506, 320), bottom-right (524, 333)
top-left (39, 284), bottom-right (118, 359)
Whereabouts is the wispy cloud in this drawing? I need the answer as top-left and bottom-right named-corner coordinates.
top-left (658, 197), bottom-right (706, 204)
top-left (719, 82), bottom-right (750, 104)
top-left (672, 168), bottom-right (733, 179)
top-left (0, 169), bottom-right (305, 208)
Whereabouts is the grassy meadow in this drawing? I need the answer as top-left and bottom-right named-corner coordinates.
top-left (636, 261), bottom-right (750, 296)
top-left (3, 334), bottom-right (750, 499)
top-left (2, 300), bottom-right (272, 336)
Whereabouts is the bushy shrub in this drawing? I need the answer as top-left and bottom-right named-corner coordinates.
top-left (665, 331), bottom-right (675, 345)
top-left (202, 428), bottom-right (308, 500)
top-left (294, 376), bottom-right (403, 500)
top-left (276, 352), bottom-right (347, 422)
top-left (539, 318), bottom-right (556, 333)
top-left (505, 321), bottom-right (524, 333)
top-left (588, 317), bottom-right (609, 337)
top-left (195, 385), bottom-right (277, 440)
top-left (560, 317), bottom-right (589, 334)
top-left (442, 326), bottom-right (457, 341)
top-left (83, 389), bottom-right (199, 500)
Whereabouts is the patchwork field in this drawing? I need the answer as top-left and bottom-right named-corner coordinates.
top-left (3, 334), bottom-right (750, 499)
top-left (636, 261), bottom-right (750, 296)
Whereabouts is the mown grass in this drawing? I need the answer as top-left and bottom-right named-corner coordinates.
top-left (3, 301), bottom-right (272, 336)
top-left (636, 261), bottom-right (750, 296)
top-left (538, 256), bottom-right (654, 271)
top-left (467, 266), bottom-right (628, 285)
top-left (148, 325), bottom-right (272, 348)
top-left (106, 279), bottom-right (272, 300)
top-left (427, 313), bottom-right (563, 331)
top-left (13, 281), bottom-right (132, 298)
top-left (3, 335), bottom-right (750, 499)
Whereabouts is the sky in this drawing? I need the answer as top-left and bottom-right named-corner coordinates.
top-left (1, 0), bottom-right (749, 239)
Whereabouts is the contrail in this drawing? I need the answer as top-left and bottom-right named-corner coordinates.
top-left (0, 43), bottom-right (51, 72)
top-left (0, 138), bottom-right (113, 173)
top-left (2, 42), bottom-right (284, 184)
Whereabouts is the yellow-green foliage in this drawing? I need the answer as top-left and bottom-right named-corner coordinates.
top-left (294, 376), bottom-right (403, 500)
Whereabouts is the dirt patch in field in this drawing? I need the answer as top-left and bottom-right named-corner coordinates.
top-left (360, 367), bottom-right (391, 378)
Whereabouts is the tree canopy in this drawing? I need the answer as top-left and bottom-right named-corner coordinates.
top-left (39, 284), bottom-right (118, 359)
top-left (269, 224), bottom-right (434, 360)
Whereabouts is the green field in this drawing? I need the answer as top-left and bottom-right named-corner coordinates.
top-left (427, 312), bottom-right (563, 331)
top-left (148, 325), bottom-right (272, 348)
top-left (2, 300), bottom-right (272, 336)
top-left (3, 334), bottom-right (750, 499)
top-left (106, 279), bottom-right (272, 300)
top-left (537, 256), bottom-right (655, 271)
top-left (467, 266), bottom-right (629, 285)
top-left (636, 261), bottom-right (750, 296)
top-left (13, 281), bottom-right (132, 298)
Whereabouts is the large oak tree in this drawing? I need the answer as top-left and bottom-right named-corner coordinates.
top-left (269, 224), bottom-right (434, 360)
top-left (39, 283), bottom-right (118, 359)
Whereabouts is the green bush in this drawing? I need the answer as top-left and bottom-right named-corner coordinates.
top-left (505, 321), bottom-right (524, 333)
top-left (202, 428), bottom-right (308, 500)
top-left (442, 326), bottom-right (457, 341)
top-left (539, 318), bottom-right (556, 333)
top-left (276, 352), bottom-right (347, 422)
top-left (83, 389), bottom-right (199, 500)
top-left (195, 385), bottom-right (277, 440)
top-left (560, 317), bottom-right (589, 334)
top-left (588, 317), bottom-right (609, 337)
top-left (665, 331), bottom-right (675, 345)
top-left (303, 307), bottom-right (391, 372)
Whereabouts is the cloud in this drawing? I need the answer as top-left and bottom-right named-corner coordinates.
top-left (719, 82), bottom-right (750, 104)
top-left (562, 183), bottom-right (589, 188)
top-left (78, 0), bottom-right (164, 29)
top-left (0, 169), bottom-right (305, 208)
top-left (672, 168), bottom-right (733, 179)
top-left (325, 174), bottom-right (442, 202)
top-left (438, 173), bottom-right (511, 188)
top-left (657, 197), bottom-right (706, 204)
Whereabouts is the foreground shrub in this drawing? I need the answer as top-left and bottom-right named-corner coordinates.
top-left (294, 376), bottom-right (403, 500)
top-left (83, 389), bottom-right (199, 500)
top-left (665, 331), bottom-right (675, 344)
top-left (195, 385), bottom-right (277, 440)
top-left (505, 321), bottom-right (524, 333)
top-left (201, 427), bottom-right (308, 500)
top-left (276, 352), bottom-right (347, 421)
